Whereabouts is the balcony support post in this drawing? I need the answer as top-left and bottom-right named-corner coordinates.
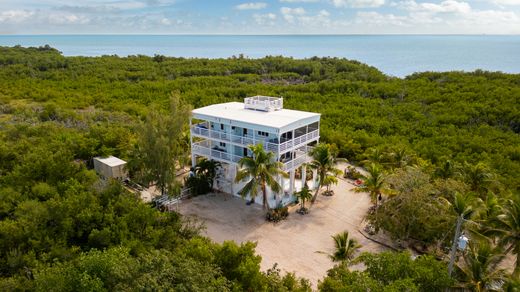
top-left (289, 169), bottom-right (295, 195)
top-left (301, 164), bottom-right (307, 189)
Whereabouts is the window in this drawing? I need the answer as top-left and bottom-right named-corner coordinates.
top-left (257, 131), bottom-right (269, 137)
top-left (219, 142), bottom-right (226, 147)
top-left (231, 126), bottom-right (235, 130)
top-left (220, 124), bottom-right (224, 130)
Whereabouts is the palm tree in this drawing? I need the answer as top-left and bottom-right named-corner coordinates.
top-left (489, 197), bottom-right (520, 278)
top-left (389, 147), bottom-right (411, 169)
top-left (309, 144), bottom-right (343, 203)
top-left (456, 240), bottom-right (506, 291)
top-left (318, 231), bottom-right (361, 264)
top-left (458, 162), bottom-right (495, 196)
top-left (434, 159), bottom-right (455, 179)
top-left (362, 148), bottom-right (386, 165)
top-left (354, 163), bottom-right (388, 207)
top-left (194, 158), bottom-right (221, 189)
top-left (322, 172), bottom-right (340, 196)
top-left (295, 185), bottom-right (312, 214)
top-left (448, 191), bottom-right (478, 276)
top-left (235, 144), bottom-right (288, 210)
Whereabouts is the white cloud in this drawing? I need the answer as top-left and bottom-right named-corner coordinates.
top-left (0, 10), bottom-right (34, 23)
top-left (492, 0), bottom-right (520, 5)
top-left (398, 0), bottom-right (471, 14)
top-left (235, 2), bottom-right (267, 10)
top-left (332, 0), bottom-right (385, 8)
top-left (280, 0), bottom-right (319, 2)
top-left (253, 13), bottom-right (277, 25)
top-left (280, 7), bottom-right (306, 22)
top-left (357, 1), bottom-right (520, 33)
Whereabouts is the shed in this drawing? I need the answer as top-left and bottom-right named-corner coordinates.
top-left (93, 156), bottom-right (128, 180)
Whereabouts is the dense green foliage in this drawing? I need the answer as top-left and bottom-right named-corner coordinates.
top-left (319, 251), bottom-right (453, 291)
top-left (1, 45), bottom-right (519, 289)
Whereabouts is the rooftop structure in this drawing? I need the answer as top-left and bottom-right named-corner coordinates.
top-left (244, 95), bottom-right (283, 112)
top-left (190, 96), bottom-right (321, 206)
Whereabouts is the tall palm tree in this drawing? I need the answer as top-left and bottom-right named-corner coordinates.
top-left (309, 144), bottom-right (343, 203)
top-left (318, 231), bottom-right (361, 264)
top-left (489, 197), bottom-right (520, 278)
top-left (448, 191), bottom-right (478, 276)
top-left (456, 240), bottom-right (506, 291)
top-left (354, 163), bottom-right (388, 207)
top-left (235, 144), bottom-right (288, 210)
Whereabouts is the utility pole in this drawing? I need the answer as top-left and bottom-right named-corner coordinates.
top-left (448, 215), bottom-right (463, 276)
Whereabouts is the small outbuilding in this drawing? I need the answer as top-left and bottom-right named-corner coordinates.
top-left (93, 156), bottom-right (128, 180)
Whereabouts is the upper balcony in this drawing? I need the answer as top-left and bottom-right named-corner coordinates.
top-left (192, 140), bottom-right (312, 172)
top-left (190, 122), bottom-right (319, 155)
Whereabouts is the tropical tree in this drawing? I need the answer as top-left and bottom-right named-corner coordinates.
top-left (309, 144), bottom-right (344, 203)
top-left (194, 158), bottom-right (222, 189)
top-left (488, 196), bottom-right (520, 278)
top-left (434, 159), bottom-right (456, 179)
top-left (362, 148), bottom-right (386, 166)
top-left (322, 171), bottom-right (341, 196)
top-left (456, 240), bottom-right (507, 291)
top-left (354, 163), bottom-right (388, 207)
top-left (235, 144), bottom-right (288, 210)
top-left (295, 185), bottom-right (312, 214)
top-left (130, 93), bottom-right (191, 196)
top-left (447, 192), bottom-right (479, 276)
top-left (389, 147), bottom-right (412, 169)
top-left (319, 231), bottom-right (360, 264)
top-left (458, 162), bottom-right (496, 197)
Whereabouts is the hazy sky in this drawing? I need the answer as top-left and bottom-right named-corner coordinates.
top-left (1, 0), bottom-right (519, 34)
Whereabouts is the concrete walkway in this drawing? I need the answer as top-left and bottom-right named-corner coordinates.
top-left (177, 163), bottom-right (386, 286)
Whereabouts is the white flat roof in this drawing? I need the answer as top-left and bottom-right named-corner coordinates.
top-left (94, 156), bottom-right (127, 167)
top-left (192, 102), bottom-right (320, 129)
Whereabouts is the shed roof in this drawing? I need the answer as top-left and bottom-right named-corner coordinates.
top-left (94, 156), bottom-right (127, 167)
top-left (192, 102), bottom-right (320, 129)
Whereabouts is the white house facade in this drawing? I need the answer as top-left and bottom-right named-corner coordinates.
top-left (190, 96), bottom-right (320, 206)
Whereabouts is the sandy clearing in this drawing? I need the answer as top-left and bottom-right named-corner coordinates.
top-left (177, 164), bottom-right (386, 286)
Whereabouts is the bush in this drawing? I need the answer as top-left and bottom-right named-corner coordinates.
top-left (266, 205), bottom-right (289, 222)
top-left (185, 175), bottom-right (211, 196)
top-left (343, 166), bottom-right (362, 180)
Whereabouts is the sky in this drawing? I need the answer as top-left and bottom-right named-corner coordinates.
top-left (1, 0), bottom-right (520, 34)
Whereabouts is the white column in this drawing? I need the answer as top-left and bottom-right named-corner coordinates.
top-left (312, 168), bottom-right (318, 190)
top-left (301, 164), bottom-right (307, 189)
top-left (191, 154), bottom-right (197, 168)
top-left (289, 169), bottom-right (295, 195)
top-left (190, 117), bottom-right (196, 168)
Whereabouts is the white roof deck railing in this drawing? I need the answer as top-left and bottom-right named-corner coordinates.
top-left (244, 96), bottom-right (283, 112)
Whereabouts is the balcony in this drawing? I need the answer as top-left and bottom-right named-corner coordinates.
top-left (191, 122), bottom-right (319, 154)
top-left (192, 140), bottom-right (311, 172)
top-left (192, 140), bottom-right (243, 164)
top-left (281, 146), bottom-right (313, 171)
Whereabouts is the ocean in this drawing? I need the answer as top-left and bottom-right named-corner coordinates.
top-left (1, 35), bottom-right (519, 77)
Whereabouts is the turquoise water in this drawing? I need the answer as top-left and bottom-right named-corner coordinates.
top-left (1, 35), bottom-right (519, 77)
